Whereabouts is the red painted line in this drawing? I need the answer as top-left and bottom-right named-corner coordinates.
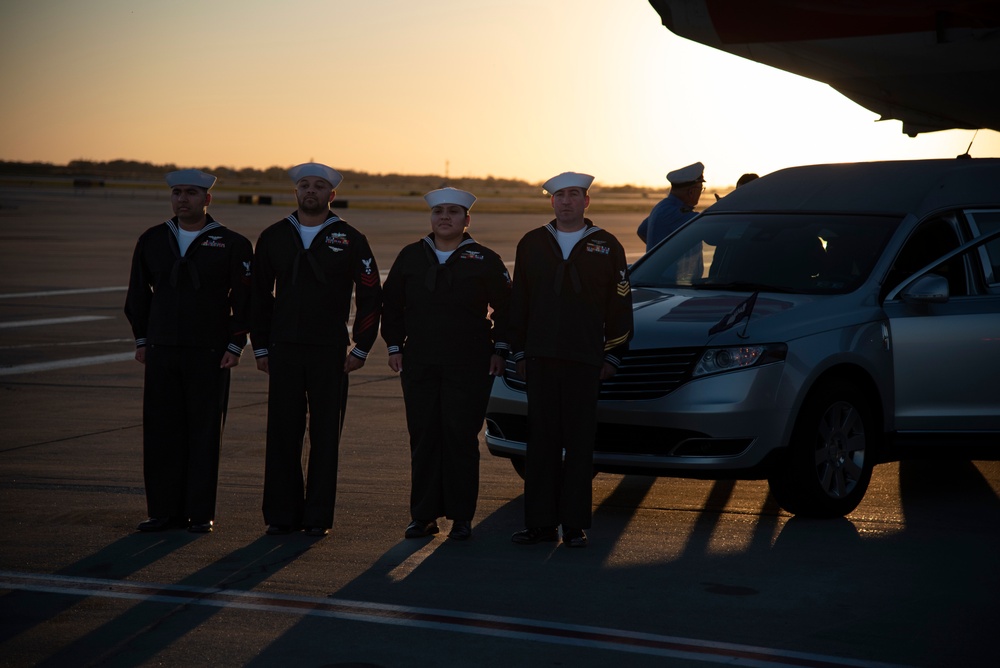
top-left (0, 571), bottom-right (910, 668)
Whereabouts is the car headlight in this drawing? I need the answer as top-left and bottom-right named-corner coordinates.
top-left (692, 343), bottom-right (787, 378)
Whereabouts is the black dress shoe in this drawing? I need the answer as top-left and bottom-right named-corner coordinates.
top-left (448, 520), bottom-right (472, 541)
top-left (188, 520), bottom-right (214, 533)
top-left (511, 526), bottom-right (559, 545)
top-left (562, 527), bottom-right (588, 548)
top-left (137, 517), bottom-right (177, 532)
top-left (404, 519), bottom-right (439, 539)
top-left (304, 527), bottom-right (329, 537)
top-left (266, 524), bottom-right (294, 535)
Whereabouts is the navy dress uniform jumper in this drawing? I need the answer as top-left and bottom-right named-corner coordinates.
top-left (124, 215), bottom-right (253, 525)
top-left (250, 212), bottom-right (382, 530)
top-left (508, 220), bottom-right (633, 530)
top-left (381, 234), bottom-right (511, 523)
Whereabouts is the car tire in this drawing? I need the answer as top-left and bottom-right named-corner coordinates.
top-left (767, 379), bottom-right (877, 518)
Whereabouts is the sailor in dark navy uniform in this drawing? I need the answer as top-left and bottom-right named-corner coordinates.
top-left (381, 188), bottom-right (510, 541)
top-left (508, 172), bottom-right (633, 548)
top-left (251, 162), bottom-right (382, 538)
top-left (125, 169), bottom-right (253, 534)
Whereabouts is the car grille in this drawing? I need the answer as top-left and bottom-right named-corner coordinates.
top-left (503, 347), bottom-right (702, 400)
top-left (487, 413), bottom-right (752, 459)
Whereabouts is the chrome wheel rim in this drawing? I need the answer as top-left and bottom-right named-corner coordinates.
top-left (813, 400), bottom-right (866, 499)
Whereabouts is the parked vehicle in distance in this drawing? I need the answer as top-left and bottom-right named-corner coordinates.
top-left (486, 159), bottom-right (1000, 517)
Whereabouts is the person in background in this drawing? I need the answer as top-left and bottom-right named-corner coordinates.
top-left (381, 187), bottom-right (511, 541)
top-left (637, 162), bottom-right (706, 252)
top-left (251, 162), bottom-right (382, 538)
top-left (125, 169), bottom-right (253, 534)
top-left (508, 172), bottom-right (633, 548)
top-left (716, 172), bottom-right (759, 201)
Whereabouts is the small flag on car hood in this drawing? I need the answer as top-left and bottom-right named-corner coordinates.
top-left (709, 291), bottom-right (758, 335)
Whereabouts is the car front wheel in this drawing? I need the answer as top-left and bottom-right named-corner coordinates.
top-left (768, 380), bottom-right (877, 518)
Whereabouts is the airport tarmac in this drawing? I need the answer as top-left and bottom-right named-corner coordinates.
top-left (1, 185), bottom-right (999, 667)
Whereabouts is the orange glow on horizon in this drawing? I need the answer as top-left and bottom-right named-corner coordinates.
top-left (1, 1), bottom-right (997, 189)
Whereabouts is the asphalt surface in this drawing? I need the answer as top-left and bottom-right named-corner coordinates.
top-left (1, 186), bottom-right (998, 667)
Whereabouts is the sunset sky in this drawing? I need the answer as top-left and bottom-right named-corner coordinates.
top-left (2, 0), bottom-right (998, 188)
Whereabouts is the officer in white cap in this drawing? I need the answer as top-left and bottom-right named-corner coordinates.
top-left (636, 161), bottom-right (705, 252)
top-left (125, 168), bottom-right (254, 534)
top-left (507, 172), bottom-right (633, 548)
top-left (381, 187), bottom-right (511, 541)
top-left (251, 162), bottom-right (382, 537)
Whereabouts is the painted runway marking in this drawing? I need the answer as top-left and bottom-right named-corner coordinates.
top-left (0, 315), bottom-right (113, 329)
top-left (0, 570), bottom-right (910, 668)
top-left (0, 352), bottom-right (135, 376)
top-left (0, 338), bottom-right (133, 350)
top-left (0, 286), bottom-right (127, 299)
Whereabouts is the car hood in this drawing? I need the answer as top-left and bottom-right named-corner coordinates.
top-left (629, 287), bottom-right (882, 349)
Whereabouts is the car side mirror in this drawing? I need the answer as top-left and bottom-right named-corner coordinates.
top-left (900, 273), bottom-right (949, 304)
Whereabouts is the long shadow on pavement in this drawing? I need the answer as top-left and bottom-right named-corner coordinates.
top-left (0, 530), bottom-right (200, 643)
top-left (1, 532), bottom-right (321, 667)
top-left (245, 463), bottom-right (1000, 667)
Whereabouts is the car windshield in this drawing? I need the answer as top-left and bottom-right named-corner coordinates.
top-left (630, 213), bottom-right (901, 294)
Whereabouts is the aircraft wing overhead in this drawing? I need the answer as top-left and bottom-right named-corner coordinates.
top-left (648, 0), bottom-right (1000, 136)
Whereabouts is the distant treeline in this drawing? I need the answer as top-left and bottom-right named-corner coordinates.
top-left (0, 159), bottom-right (652, 193)
top-left (0, 159), bottom-right (533, 190)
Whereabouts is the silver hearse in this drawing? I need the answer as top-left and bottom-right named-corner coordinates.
top-left (486, 159), bottom-right (1000, 517)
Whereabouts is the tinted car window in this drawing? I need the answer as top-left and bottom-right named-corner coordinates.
top-left (966, 210), bottom-right (1000, 286)
top-left (630, 213), bottom-right (900, 294)
top-left (883, 217), bottom-right (965, 297)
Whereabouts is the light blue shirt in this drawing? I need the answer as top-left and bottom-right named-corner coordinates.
top-left (636, 193), bottom-right (697, 252)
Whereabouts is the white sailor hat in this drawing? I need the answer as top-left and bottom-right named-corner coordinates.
top-left (424, 187), bottom-right (476, 210)
top-left (166, 169), bottom-right (216, 190)
top-left (289, 162), bottom-right (344, 189)
top-left (667, 162), bottom-right (705, 186)
top-left (542, 172), bottom-right (595, 195)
